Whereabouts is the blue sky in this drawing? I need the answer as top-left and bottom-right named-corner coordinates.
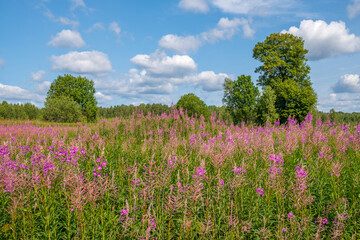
top-left (1, 0), bottom-right (360, 112)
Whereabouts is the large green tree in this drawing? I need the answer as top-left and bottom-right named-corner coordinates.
top-left (46, 74), bottom-right (97, 122)
top-left (223, 75), bottom-right (259, 124)
top-left (176, 93), bottom-right (209, 119)
top-left (253, 33), bottom-right (317, 123)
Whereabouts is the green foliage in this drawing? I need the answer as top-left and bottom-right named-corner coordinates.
top-left (46, 74), bottom-right (97, 122)
top-left (256, 86), bottom-right (279, 125)
top-left (43, 96), bottom-right (84, 123)
top-left (253, 33), bottom-right (317, 123)
top-left (223, 75), bottom-right (259, 124)
top-left (176, 93), bottom-right (209, 119)
top-left (0, 101), bottom-right (40, 120)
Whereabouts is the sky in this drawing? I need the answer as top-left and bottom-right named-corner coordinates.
top-left (1, 0), bottom-right (360, 112)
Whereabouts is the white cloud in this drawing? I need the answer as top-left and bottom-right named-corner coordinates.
top-left (130, 51), bottom-right (197, 77)
top-left (158, 35), bottom-right (203, 54)
top-left (48, 29), bottom-right (85, 48)
top-left (348, 0), bottom-right (360, 19)
top-left (70, 0), bottom-right (86, 11)
top-left (282, 20), bottom-right (360, 60)
top-left (320, 93), bottom-right (360, 112)
top-left (333, 74), bottom-right (360, 93)
top-left (159, 17), bottom-right (254, 53)
top-left (87, 22), bottom-right (105, 32)
top-left (34, 81), bottom-right (51, 94)
top-left (178, 0), bottom-right (209, 13)
top-left (109, 22), bottom-right (121, 36)
top-left (95, 92), bottom-right (112, 103)
top-left (31, 70), bottom-right (46, 82)
top-left (44, 9), bottom-right (79, 28)
top-left (0, 83), bottom-right (44, 102)
top-left (0, 58), bottom-right (5, 67)
top-left (189, 0), bottom-right (294, 15)
top-left (193, 71), bottom-right (229, 91)
top-left (51, 51), bottom-right (112, 74)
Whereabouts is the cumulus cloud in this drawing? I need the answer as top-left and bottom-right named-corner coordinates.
top-left (348, 0), bottom-right (360, 19)
top-left (158, 35), bottom-right (203, 54)
top-left (130, 51), bottom-right (197, 77)
top-left (333, 74), bottom-right (360, 93)
top-left (34, 81), bottom-right (51, 94)
top-left (282, 20), bottom-right (360, 60)
top-left (95, 92), bottom-right (112, 103)
top-left (31, 70), bottom-right (46, 82)
top-left (48, 29), bottom-right (85, 48)
top-left (0, 58), bottom-right (5, 67)
top-left (109, 22), bottom-right (121, 36)
top-left (320, 93), bottom-right (360, 112)
top-left (178, 0), bottom-right (209, 13)
top-left (0, 83), bottom-right (44, 102)
top-left (159, 17), bottom-right (254, 53)
top-left (51, 51), bottom-right (112, 74)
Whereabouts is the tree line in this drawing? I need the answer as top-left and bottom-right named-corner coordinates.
top-left (1, 33), bottom-right (359, 125)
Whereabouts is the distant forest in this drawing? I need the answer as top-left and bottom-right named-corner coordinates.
top-left (0, 100), bottom-right (360, 125)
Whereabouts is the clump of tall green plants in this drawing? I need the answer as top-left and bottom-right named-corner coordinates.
top-left (1, 111), bottom-right (360, 239)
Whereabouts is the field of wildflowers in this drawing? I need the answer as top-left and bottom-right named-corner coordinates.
top-left (1, 108), bottom-right (360, 239)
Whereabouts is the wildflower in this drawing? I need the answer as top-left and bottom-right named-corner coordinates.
top-left (70, 207), bottom-right (74, 211)
top-left (256, 188), bottom-right (264, 195)
top-left (295, 166), bottom-right (307, 178)
top-left (232, 166), bottom-right (247, 175)
top-left (282, 228), bottom-right (287, 232)
top-left (170, 185), bottom-right (174, 191)
top-left (219, 179), bottom-right (224, 187)
top-left (193, 167), bottom-right (206, 179)
top-left (121, 208), bottom-right (128, 216)
top-left (287, 212), bottom-right (295, 220)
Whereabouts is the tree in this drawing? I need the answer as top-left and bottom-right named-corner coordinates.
top-left (46, 74), bottom-right (97, 122)
top-left (223, 75), bottom-right (259, 124)
top-left (256, 86), bottom-right (279, 125)
top-left (176, 93), bottom-right (209, 119)
top-left (253, 33), bottom-right (317, 123)
top-left (43, 96), bottom-right (84, 123)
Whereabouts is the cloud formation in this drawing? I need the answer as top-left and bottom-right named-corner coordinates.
top-left (48, 29), bottom-right (85, 48)
top-left (51, 51), bottom-right (112, 74)
top-left (87, 22), bottom-right (105, 32)
top-left (178, 0), bottom-right (295, 15)
top-left (130, 51), bottom-right (197, 77)
top-left (348, 0), bottom-right (360, 19)
top-left (333, 74), bottom-right (360, 93)
top-left (30, 70), bottom-right (46, 82)
top-left (0, 83), bottom-right (44, 102)
top-left (70, 0), bottom-right (86, 11)
top-left (95, 92), bottom-right (112, 103)
top-left (282, 20), bottom-right (360, 60)
top-left (44, 9), bottom-right (79, 28)
top-left (109, 22), bottom-right (121, 36)
top-left (178, 0), bottom-right (209, 13)
top-left (159, 17), bottom-right (254, 54)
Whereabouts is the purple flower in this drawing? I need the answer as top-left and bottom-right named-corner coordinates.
top-left (295, 166), bottom-right (307, 178)
top-left (170, 185), bottom-right (174, 191)
top-left (287, 212), bottom-right (295, 220)
top-left (219, 179), bottom-right (224, 187)
top-left (232, 166), bottom-right (247, 175)
top-left (193, 167), bottom-right (206, 179)
top-left (256, 188), bottom-right (264, 195)
top-left (121, 208), bottom-right (128, 216)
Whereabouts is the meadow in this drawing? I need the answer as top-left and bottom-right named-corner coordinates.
top-left (1, 109), bottom-right (360, 239)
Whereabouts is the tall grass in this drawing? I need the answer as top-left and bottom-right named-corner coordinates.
top-left (1, 110), bottom-right (360, 239)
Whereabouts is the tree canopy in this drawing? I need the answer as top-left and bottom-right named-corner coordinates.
top-left (223, 75), bottom-right (259, 124)
top-left (46, 74), bottom-right (97, 122)
top-left (176, 93), bottom-right (209, 119)
top-left (253, 33), bottom-right (317, 123)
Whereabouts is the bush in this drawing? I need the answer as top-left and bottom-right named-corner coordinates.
top-left (43, 96), bottom-right (84, 123)
top-left (176, 93), bottom-right (209, 119)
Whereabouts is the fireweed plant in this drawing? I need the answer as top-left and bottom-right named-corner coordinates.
top-left (0, 110), bottom-right (360, 239)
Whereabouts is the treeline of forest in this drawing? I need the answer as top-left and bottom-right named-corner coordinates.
top-left (1, 100), bottom-right (360, 125)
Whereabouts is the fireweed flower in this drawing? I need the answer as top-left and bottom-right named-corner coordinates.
top-left (192, 168), bottom-right (206, 179)
top-left (219, 179), bottom-right (224, 187)
top-left (232, 166), bottom-right (247, 175)
top-left (287, 212), bottom-right (295, 220)
top-left (256, 188), bottom-right (264, 195)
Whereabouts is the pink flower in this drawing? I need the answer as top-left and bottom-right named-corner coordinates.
top-left (219, 179), bottom-right (224, 187)
top-left (256, 188), bottom-right (264, 195)
top-left (287, 212), bottom-right (295, 220)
